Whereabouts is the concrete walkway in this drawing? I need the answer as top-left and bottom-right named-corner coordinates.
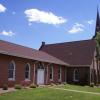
top-left (48, 87), bottom-right (100, 95)
top-left (0, 88), bottom-right (16, 95)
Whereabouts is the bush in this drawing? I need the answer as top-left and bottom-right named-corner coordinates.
top-left (14, 84), bottom-right (22, 89)
top-left (30, 84), bottom-right (37, 88)
top-left (21, 80), bottom-right (30, 87)
top-left (90, 83), bottom-right (94, 87)
top-left (2, 84), bottom-right (8, 90)
top-left (62, 82), bottom-right (67, 85)
top-left (50, 83), bottom-right (56, 86)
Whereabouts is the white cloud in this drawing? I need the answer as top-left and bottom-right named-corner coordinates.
top-left (68, 23), bottom-right (84, 34)
top-left (24, 9), bottom-right (67, 25)
top-left (86, 20), bottom-right (94, 25)
top-left (0, 30), bottom-right (15, 36)
top-left (0, 4), bottom-right (6, 13)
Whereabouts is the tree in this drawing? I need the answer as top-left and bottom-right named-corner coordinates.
top-left (94, 32), bottom-right (100, 85)
top-left (95, 32), bottom-right (100, 56)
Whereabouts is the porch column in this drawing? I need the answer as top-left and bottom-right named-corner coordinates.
top-left (33, 61), bottom-right (38, 84)
top-left (46, 65), bottom-right (48, 84)
top-left (65, 67), bottom-right (67, 82)
top-left (33, 64), bottom-right (36, 84)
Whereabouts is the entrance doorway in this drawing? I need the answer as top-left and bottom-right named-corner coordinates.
top-left (37, 69), bottom-right (44, 85)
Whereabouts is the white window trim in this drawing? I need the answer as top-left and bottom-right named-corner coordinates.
top-left (73, 69), bottom-right (79, 82)
top-left (8, 60), bottom-right (16, 81)
top-left (25, 63), bottom-right (31, 81)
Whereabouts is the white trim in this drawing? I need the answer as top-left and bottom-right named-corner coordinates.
top-left (73, 69), bottom-right (79, 82)
top-left (25, 79), bottom-right (30, 81)
top-left (8, 60), bottom-right (16, 81)
top-left (33, 64), bottom-right (36, 83)
top-left (46, 65), bottom-right (48, 84)
top-left (25, 63), bottom-right (31, 80)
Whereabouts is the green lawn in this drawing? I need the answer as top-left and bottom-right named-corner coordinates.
top-left (53, 84), bottom-right (100, 93)
top-left (0, 85), bottom-right (100, 100)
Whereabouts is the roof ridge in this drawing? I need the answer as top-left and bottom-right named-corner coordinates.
top-left (44, 39), bottom-right (94, 46)
top-left (0, 39), bottom-right (36, 51)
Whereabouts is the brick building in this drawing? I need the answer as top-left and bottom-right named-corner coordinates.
top-left (0, 10), bottom-right (100, 87)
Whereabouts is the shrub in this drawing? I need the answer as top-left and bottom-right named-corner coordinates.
top-left (30, 84), bottom-right (37, 88)
top-left (90, 83), bottom-right (94, 87)
top-left (21, 80), bottom-right (30, 87)
top-left (62, 82), bottom-right (67, 85)
top-left (55, 83), bottom-right (60, 85)
top-left (2, 84), bottom-right (8, 90)
top-left (14, 84), bottom-right (22, 89)
top-left (50, 83), bottom-right (56, 86)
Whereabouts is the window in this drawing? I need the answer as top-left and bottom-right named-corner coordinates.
top-left (49, 66), bottom-right (53, 80)
top-left (58, 66), bottom-right (61, 81)
top-left (8, 61), bottom-right (15, 81)
top-left (73, 69), bottom-right (79, 82)
top-left (25, 63), bottom-right (30, 80)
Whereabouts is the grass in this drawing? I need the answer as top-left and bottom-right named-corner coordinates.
top-left (53, 84), bottom-right (100, 93)
top-left (0, 84), bottom-right (100, 100)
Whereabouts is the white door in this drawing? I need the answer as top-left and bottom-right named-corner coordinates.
top-left (37, 69), bottom-right (44, 85)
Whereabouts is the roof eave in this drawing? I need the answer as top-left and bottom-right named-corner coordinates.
top-left (0, 51), bottom-right (68, 66)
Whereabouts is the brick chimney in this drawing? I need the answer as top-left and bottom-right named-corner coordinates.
top-left (39, 42), bottom-right (45, 50)
top-left (42, 42), bottom-right (45, 46)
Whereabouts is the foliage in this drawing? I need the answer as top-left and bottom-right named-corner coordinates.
top-left (90, 83), bottom-right (94, 87)
top-left (21, 80), bottom-right (30, 87)
top-left (2, 84), bottom-right (8, 90)
top-left (95, 32), bottom-right (100, 56)
top-left (14, 84), bottom-right (22, 89)
top-left (95, 32), bottom-right (100, 46)
top-left (29, 84), bottom-right (37, 88)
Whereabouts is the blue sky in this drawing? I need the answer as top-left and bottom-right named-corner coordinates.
top-left (0, 0), bottom-right (100, 49)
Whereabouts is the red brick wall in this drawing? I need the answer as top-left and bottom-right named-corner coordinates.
top-left (0, 54), bottom-right (34, 87)
top-left (0, 54), bottom-right (91, 86)
top-left (61, 66), bottom-right (66, 82)
top-left (46, 64), bottom-right (66, 84)
top-left (67, 67), bottom-right (90, 85)
top-left (0, 54), bottom-right (66, 87)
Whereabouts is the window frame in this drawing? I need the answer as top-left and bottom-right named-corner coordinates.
top-left (25, 63), bottom-right (31, 81)
top-left (73, 69), bottom-right (79, 82)
top-left (8, 61), bottom-right (16, 81)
